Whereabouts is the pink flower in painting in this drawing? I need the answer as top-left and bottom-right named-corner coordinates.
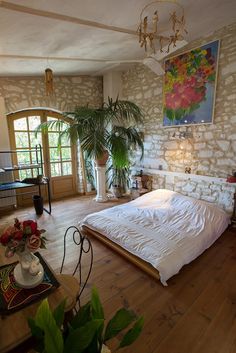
top-left (165, 93), bottom-right (182, 110)
top-left (166, 80), bottom-right (206, 111)
top-left (164, 45), bottom-right (216, 121)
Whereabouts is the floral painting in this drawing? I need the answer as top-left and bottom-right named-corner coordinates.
top-left (163, 40), bottom-right (219, 126)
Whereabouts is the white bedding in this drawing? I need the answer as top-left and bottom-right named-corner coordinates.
top-left (81, 189), bottom-right (230, 285)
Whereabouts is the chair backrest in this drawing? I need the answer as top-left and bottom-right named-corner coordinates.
top-left (60, 226), bottom-right (93, 301)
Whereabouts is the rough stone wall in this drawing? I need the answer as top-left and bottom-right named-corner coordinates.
top-left (145, 171), bottom-right (236, 212)
top-left (0, 75), bottom-right (103, 196)
top-left (0, 75), bottom-right (103, 113)
top-left (122, 22), bottom-right (236, 179)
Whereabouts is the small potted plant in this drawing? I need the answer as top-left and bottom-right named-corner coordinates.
top-left (28, 287), bottom-right (144, 353)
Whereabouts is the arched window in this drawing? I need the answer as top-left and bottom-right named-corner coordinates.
top-left (7, 109), bottom-right (78, 201)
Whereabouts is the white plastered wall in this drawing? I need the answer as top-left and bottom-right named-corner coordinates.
top-left (0, 97), bottom-right (16, 207)
top-left (103, 71), bottom-right (123, 102)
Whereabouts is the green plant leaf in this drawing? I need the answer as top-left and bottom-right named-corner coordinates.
top-left (104, 308), bottom-right (136, 342)
top-left (86, 332), bottom-right (101, 353)
top-left (91, 287), bottom-right (104, 320)
top-left (28, 317), bottom-right (45, 353)
top-left (64, 319), bottom-right (103, 353)
top-left (91, 287), bottom-right (105, 347)
top-left (70, 301), bottom-right (92, 329)
top-left (35, 299), bottom-right (64, 353)
top-left (118, 316), bottom-right (144, 349)
top-left (53, 299), bottom-right (66, 327)
top-left (165, 108), bottom-right (175, 121)
top-left (28, 317), bottom-right (44, 340)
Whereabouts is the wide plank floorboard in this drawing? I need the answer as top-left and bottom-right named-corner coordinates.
top-left (0, 195), bottom-right (236, 353)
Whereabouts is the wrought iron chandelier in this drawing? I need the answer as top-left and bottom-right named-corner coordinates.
top-left (138, 0), bottom-right (187, 54)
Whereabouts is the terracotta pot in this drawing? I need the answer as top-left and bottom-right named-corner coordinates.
top-left (96, 150), bottom-right (109, 166)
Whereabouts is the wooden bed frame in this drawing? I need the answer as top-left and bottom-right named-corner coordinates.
top-left (82, 225), bottom-right (160, 281)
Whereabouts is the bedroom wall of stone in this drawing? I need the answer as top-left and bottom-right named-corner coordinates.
top-left (122, 22), bottom-right (236, 178)
top-left (0, 75), bottom-right (103, 114)
top-left (0, 75), bottom-right (103, 197)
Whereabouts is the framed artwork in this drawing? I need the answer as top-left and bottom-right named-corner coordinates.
top-left (163, 40), bottom-right (220, 127)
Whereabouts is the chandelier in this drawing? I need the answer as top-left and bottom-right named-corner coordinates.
top-left (138, 0), bottom-right (187, 54)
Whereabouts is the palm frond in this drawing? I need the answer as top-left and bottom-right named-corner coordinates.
top-left (35, 119), bottom-right (68, 137)
top-left (105, 97), bottom-right (144, 125)
top-left (80, 129), bottom-right (108, 160)
top-left (107, 132), bottom-right (129, 168)
top-left (112, 125), bottom-right (144, 160)
top-left (107, 163), bottom-right (131, 189)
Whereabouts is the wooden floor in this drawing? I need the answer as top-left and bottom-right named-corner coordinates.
top-left (1, 196), bottom-right (236, 353)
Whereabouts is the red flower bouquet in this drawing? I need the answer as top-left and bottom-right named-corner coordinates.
top-left (0, 218), bottom-right (46, 258)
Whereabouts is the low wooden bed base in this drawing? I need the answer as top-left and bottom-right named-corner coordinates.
top-left (82, 225), bottom-right (160, 281)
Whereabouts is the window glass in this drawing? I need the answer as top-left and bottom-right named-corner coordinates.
top-left (28, 116), bottom-right (41, 130)
top-left (61, 147), bottom-right (71, 161)
top-left (49, 148), bottom-right (60, 162)
top-left (48, 132), bottom-right (59, 147)
top-left (60, 134), bottom-right (70, 147)
top-left (33, 168), bottom-right (41, 178)
top-left (29, 132), bottom-right (42, 148)
top-left (17, 151), bottom-right (31, 165)
top-left (19, 169), bottom-right (32, 179)
top-left (47, 117), bottom-right (61, 131)
top-left (62, 162), bottom-right (72, 175)
top-left (51, 163), bottom-right (62, 177)
top-left (15, 132), bottom-right (29, 148)
top-left (14, 117), bottom-right (27, 131)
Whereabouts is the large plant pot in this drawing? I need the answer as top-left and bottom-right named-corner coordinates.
top-left (96, 150), bottom-right (109, 166)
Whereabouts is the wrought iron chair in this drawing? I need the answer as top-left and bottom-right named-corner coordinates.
top-left (59, 226), bottom-right (93, 309)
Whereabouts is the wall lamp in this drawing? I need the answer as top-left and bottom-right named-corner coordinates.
top-left (172, 131), bottom-right (193, 139)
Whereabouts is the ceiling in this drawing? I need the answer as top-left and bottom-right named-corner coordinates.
top-left (0, 0), bottom-right (235, 76)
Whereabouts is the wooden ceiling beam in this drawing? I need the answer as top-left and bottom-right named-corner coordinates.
top-left (0, 1), bottom-right (138, 36)
top-left (0, 53), bottom-right (143, 63)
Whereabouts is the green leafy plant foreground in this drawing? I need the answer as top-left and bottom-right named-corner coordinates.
top-left (28, 287), bottom-right (144, 353)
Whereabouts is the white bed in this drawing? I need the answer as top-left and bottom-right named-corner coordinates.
top-left (81, 189), bottom-right (230, 285)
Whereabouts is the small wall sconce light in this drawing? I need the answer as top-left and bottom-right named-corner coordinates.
top-left (172, 131), bottom-right (193, 139)
top-left (185, 167), bottom-right (191, 174)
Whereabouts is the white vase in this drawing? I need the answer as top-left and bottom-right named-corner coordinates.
top-left (13, 249), bottom-right (44, 288)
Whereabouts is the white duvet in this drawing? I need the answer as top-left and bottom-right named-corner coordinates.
top-left (81, 189), bottom-right (230, 285)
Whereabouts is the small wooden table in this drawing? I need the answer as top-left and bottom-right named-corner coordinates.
top-left (0, 250), bottom-right (80, 353)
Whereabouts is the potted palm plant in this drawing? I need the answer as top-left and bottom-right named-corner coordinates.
top-left (36, 97), bottom-right (144, 201)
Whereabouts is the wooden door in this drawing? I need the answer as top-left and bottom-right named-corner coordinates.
top-left (44, 113), bottom-right (77, 199)
top-left (8, 110), bottom-right (77, 204)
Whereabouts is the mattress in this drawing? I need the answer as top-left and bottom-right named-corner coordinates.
top-left (80, 189), bottom-right (230, 285)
